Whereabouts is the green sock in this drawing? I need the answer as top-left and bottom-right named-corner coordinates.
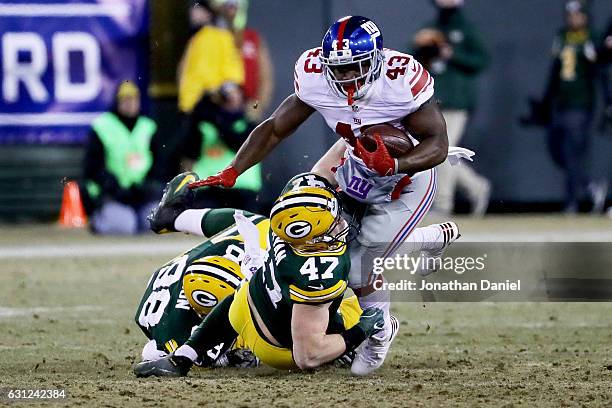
top-left (185, 293), bottom-right (238, 363)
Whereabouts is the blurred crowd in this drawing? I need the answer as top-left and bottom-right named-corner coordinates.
top-left (416, 0), bottom-right (611, 216)
top-left (80, 0), bottom-right (612, 235)
top-left (80, 0), bottom-right (273, 234)
top-left (521, 0), bottom-right (611, 214)
top-left (413, 0), bottom-right (491, 217)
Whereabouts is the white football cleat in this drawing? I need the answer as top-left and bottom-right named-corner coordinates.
top-left (351, 315), bottom-right (399, 376)
top-left (417, 222), bottom-right (460, 277)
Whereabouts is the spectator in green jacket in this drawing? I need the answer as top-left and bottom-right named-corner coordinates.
top-left (413, 0), bottom-right (491, 216)
top-left (180, 82), bottom-right (263, 212)
top-left (542, 1), bottom-right (600, 213)
top-left (82, 81), bottom-right (162, 234)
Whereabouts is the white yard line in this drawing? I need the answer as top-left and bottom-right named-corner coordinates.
top-left (0, 305), bottom-right (103, 318)
top-left (0, 230), bottom-right (610, 260)
top-left (0, 241), bottom-right (197, 259)
top-left (458, 230), bottom-right (612, 242)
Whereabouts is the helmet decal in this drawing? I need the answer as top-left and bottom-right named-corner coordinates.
top-left (182, 255), bottom-right (244, 316)
top-left (284, 221), bottom-right (312, 239)
top-left (191, 290), bottom-right (218, 309)
top-left (270, 185), bottom-right (346, 251)
top-left (281, 172), bottom-right (332, 195)
top-left (361, 20), bottom-right (381, 39)
top-left (187, 263), bottom-right (242, 287)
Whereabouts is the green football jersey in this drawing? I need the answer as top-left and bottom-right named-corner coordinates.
top-left (249, 232), bottom-right (351, 348)
top-left (135, 209), bottom-right (267, 353)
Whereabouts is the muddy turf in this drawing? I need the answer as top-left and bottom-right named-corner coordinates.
top-left (1, 217), bottom-right (611, 407)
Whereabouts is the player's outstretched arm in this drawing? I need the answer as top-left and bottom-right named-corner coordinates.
top-left (291, 303), bottom-right (346, 369)
top-left (231, 94), bottom-right (315, 174)
top-left (398, 99), bottom-right (449, 175)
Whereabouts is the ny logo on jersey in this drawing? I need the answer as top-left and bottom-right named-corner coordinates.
top-left (353, 117), bottom-right (361, 125)
top-left (361, 21), bottom-right (380, 41)
top-left (347, 176), bottom-right (373, 200)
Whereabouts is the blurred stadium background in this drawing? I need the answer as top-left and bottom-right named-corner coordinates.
top-left (0, 0), bottom-right (610, 220)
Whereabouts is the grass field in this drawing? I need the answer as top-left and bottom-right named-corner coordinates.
top-left (1, 216), bottom-right (612, 407)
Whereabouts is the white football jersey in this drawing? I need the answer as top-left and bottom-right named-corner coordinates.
top-left (294, 47), bottom-right (434, 144)
top-left (294, 47), bottom-right (435, 204)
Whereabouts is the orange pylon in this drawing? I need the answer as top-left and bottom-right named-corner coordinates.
top-left (58, 181), bottom-right (87, 228)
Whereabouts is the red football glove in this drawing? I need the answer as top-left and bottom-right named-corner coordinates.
top-left (188, 166), bottom-right (239, 189)
top-left (354, 134), bottom-right (398, 176)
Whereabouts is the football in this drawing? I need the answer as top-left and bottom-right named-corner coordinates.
top-left (359, 124), bottom-right (415, 158)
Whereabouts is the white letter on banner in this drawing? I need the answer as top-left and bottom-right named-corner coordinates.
top-left (2, 32), bottom-right (49, 103)
top-left (52, 32), bottom-right (101, 102)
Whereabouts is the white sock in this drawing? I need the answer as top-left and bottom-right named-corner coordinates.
top-left (401, 225), bottom-right (445, 253)
top-left (174, 209), bottom-right (210, 236)
top-left (174, 344), bottom-right (198, 362)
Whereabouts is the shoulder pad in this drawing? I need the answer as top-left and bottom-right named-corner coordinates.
top-left (294, 47), bottom-right (326, 102)
top-left (381, 50), bottom-right (434, 111)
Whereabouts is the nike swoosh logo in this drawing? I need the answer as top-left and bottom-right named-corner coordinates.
top-left (174, 175), bottom-right (196, 193)
top-left (373, 321), bottom-right (384, 330)
top-left (308, 284), bottom-right (324, 290)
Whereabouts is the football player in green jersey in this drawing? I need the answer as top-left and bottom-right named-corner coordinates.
top-left (135, 171), bottom-right (272, 365)
top-left (134, 172), bottom-right (387, 376)
top-left (135, 212), bottom-right (267, 366)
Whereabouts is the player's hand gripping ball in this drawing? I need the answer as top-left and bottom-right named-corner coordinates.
top-left (355, 124), bottom-right (414, 176)
top-left (355, 134), bottom-right (397, 176)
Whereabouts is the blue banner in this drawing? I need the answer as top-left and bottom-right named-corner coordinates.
top-left (0, 0), bottom-right (149, 144)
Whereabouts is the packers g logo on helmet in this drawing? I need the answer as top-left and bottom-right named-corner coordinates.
top-left (270, 186), bottom-right (344, 250)
top-left (284, 220), bottom-right (312, 239)
top-left (182, 256), bottom-right (244, 316)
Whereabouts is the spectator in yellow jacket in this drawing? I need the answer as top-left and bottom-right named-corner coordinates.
top-left (177, 0), bottom-right (244, 114)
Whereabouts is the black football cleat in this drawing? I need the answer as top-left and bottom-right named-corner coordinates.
top-left (133, 354), bottom-right (193, 378)
top-left (214, 348), bottom-right (260, 368)
top-left (148, 172), bottom-right (198, 234)
top-left (333, 350), bottom-right (356, 368)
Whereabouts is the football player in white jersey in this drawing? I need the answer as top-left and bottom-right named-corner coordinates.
top-left (188, 15), bottom-right (460, 375)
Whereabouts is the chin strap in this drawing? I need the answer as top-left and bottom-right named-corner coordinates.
top-left (347, 87), bottom-right (355, 106)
